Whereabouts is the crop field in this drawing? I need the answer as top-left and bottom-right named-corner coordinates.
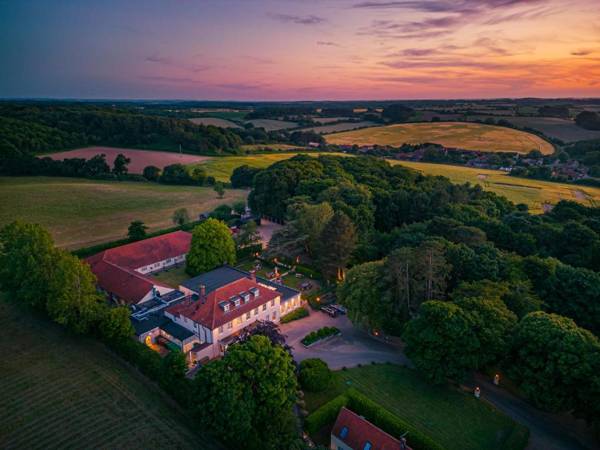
top-left (312, 117), bottom-right (350, 124)
top-left (188, 117), bottom-right (241, 128)
top-left (245, 119), bottom-right (298, 131)
top-left (388, 160), bottom-right (600, 213)
top-left (469, 116), bottom-right (600, 142)
top-left (327, 122), bottom-right (554, 154)
top-left (0, 296), bottom-right (222, 450)
top-left (46, 146), bottom-right (210, 174)
top-left (189, 152), bottom-right (347, 182)
top-left (305, 365), bottom-right (528, 450)
top-left (301, 121), bottom-right (376, 134)
top-left (0, 177), bottom-right (246, 249)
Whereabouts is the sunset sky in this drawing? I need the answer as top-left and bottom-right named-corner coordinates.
top-left (1, 0), bottom-right (599, 100)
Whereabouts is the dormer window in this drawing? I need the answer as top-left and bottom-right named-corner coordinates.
top-left (363, 442), bottom-right (372, 450)
top-left (231, 296), bottom-right (241, 308)
top-left (249, 287), bottom-right (259, 298)
top-left (241, 292), bottom-right (251, 303)
top-left (219, 301), bottom-right (230, 312)
top-left (340, 426), bottom-right (349, 439)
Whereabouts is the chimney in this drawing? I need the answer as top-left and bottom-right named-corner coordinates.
top-left (249, 270), bottom-right (256, 282)
top-left (199, 284), bottom-right (206, 303)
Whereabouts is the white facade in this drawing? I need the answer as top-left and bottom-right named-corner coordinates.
top-left (136, 254), bottom-right (186, 275)
top-left (331, 435), bottom-right (353, 450)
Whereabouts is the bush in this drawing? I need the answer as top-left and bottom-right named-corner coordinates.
top-left (298, 358), bottom-right (332, 392)
top-left (301, 326), bottom-right (339, 346)
top-left (281, 307), bottom-right (309, 324)
top-left (304, 393), bottom-right (349, 435)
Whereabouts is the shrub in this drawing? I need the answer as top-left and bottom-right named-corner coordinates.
top-left (304, 393), bottom-right (349, 435)
top-left (301, 326), bottom-right (339, 346)
top-left (281, 307), bottom-right (309, 324)
top-left (298, 358), bottom-right (332, 392)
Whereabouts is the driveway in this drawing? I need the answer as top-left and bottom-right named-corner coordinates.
top-left (281, 309), bottom-right (408, 369)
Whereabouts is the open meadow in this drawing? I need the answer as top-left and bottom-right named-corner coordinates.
top-left (0, 177), bottom-right (246, 249)
top-left (300, 120), bottom-right (376, 134)
top-left (305, 364), bottom-right (528, 450)
top-left (0, 296), bottom-right (222, 450)
top-left (327, 122), bottom-right (555, 154)
top-left (388, 160), bottom-right (600, 213)
top-left (188, 117), bottom-right (241, 128)
top-left (46, 146), bottom-right (210, 173)
top-left (189, 152), bottom-right (347, 182)
top-left (245, 119), bottom-right (298, 131)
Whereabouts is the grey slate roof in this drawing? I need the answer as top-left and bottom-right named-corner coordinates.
top-left (160, 320), bottom-right (195, 342)
top-left (181, 265), bottom-right (300, 302)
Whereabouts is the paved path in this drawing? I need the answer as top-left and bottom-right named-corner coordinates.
top-left (464, 373), bottom-right (595, 450)
top-left (281, 310), bottom-right (407, 369)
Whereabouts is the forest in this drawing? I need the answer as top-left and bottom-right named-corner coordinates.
top-left (249, 154), bottom-right (600, 423)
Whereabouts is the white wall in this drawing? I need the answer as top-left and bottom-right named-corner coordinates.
top-left (330, 435), bottom-right (352, 450)
top-left (138, 285), bottom-right (174, 304)
top-left (136, 254), bottom-right (186, 275)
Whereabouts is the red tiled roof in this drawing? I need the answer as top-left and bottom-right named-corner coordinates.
top-left (94, 230), bottom-right (192, 269)
top-left (332, 407), bottom-right (409, 450)
top-left (85, 231), bottom-right (190, 304)
top-left (165, 277), bottom-right (279, 330)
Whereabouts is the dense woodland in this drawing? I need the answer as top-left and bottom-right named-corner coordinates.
top-left (249, 155), bottom-right (600, 424)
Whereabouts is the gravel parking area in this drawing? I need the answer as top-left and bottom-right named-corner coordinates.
top-left (281, 309), bottom-right (407, 369)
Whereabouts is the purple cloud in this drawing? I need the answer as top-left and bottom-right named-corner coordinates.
top-left (317, 41), bottom-right (342, 47)
top-left (268, 13), bottom-right (325, 25)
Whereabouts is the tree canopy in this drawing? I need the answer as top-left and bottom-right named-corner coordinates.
top-left (186, 218), bottom-right (236, 275)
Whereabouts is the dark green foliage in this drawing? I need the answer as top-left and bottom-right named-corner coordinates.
top-left (280, 307), bottom-right (309, 323)
top-left (112, 153), bottom-right (130, 175)
top-left (382, 104), bottom-right (415, 123)
top-left (127, 220), bottom-right (148, 241)
top-left (575, 111), bottom-right (600, 131)
top-left (509, 312), bottom-right (600, 420)
top-left (143, 165), bottom-right (161, 181)
top-left (230, 164), bottom-right (263, 188)
top-left (193, 335), bottom-right (298, 450)
top-left (160, 164), bottom-right (193, 184)
top-left (317, 211), bottom-right (356, 280)
top-left (402, 301), bottom-right (480, 383)
top-left (298, 358), bottom-right (332, 392)
top-left (301, 327), bottom-right (340, 346)
top-left (186, 218), bottom-right (236, 275)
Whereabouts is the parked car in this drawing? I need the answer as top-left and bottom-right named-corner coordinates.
top-left (300, 281), bottom-right (313, 291)
top-left (321, 306), bottom-right (338, 317)
top-left (330, 304), bottom-right (347, 314)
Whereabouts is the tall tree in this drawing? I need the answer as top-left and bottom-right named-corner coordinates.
top-left (186, 218), bottom-right (236, 275)
top-left (294, 202), bottom-right (334, 257)
top-left (509, 312), bottom-right (600, 419)
top-left (0, 221), bottom-right (57, 309)
top-left (172, 208), bottom-right (190, 226)
top-left (193, 336), bottom-right (298, 450)
top-left (213, 181), bottom-right (225, 199)
top-left (47, 250), bottom-right (104, 333)
top-left (112, 153), bottom-right (130, 175)
top-left (402, 301), bottom-right (480, 384)
top-left (317, 210), bottom-right (357, 280)
top-left (143, 165), bottom-right (161, 181)
top-left (127, 220), bottom-right (148, 241)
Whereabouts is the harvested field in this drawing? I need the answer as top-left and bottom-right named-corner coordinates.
top-left (46, 147), bottom-right (209, 174)
top-left (387, 160), bottom-right (600, 213)
top-left (469, 116), bottom-right (600, 142)
top-left (302, 121), bottom-right (376, 134)
top-left (0, 177), bottom-right (247, 249)
top-left (245, 119), bottom-right (298, 131)
top-left (0, 296), bottom-right (222, 450)
top-left (188, 117), bottom-right (241, 128)
top-left (327, 122), bottom-right (554, 154)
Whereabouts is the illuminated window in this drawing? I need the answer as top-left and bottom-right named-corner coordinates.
top-left (228, 321), bottom-right (233, 329)
top-left (340, 426), bottom-right (348, 439)
top-left (363, 442), bottom-right (372, 450)
top-left (262, 304), bottom-right (267, 311)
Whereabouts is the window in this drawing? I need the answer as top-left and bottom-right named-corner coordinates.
top-left (272, 312), bottom-right (276, 320)
top-left (363, 442), bottom-right (372, 450)
top-left (270, 300), bottom-right (275, 307)
top-left (227, 321), bottom-right (233, 329)
top-left (246, 312), bottom-right (251, 320)
top-left (262, 304), bottom-right (267, 311)
top-left (218, 326), bottom-right (223, 334)
top-left (253, 308), bottom-right (258, 316)
top-left (340, 426), bottom-right (348, 439)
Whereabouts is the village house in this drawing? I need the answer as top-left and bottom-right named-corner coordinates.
top-left (331, 407), bottom-right (412, 450)
top-left (86, 230), bottom-right (191, 305)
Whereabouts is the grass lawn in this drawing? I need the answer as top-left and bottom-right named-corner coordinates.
top-left (0, 177), bottom-right (247, 249)
top-left (388, 160), bottom-right (600, 213)
top-left (0, 295), bottom-right (222, 450)
top-left (151, 265), bottom-right (190, 288)
top-left (189, 152), bottom-right (346, 182)
top-left (327, 122), bottom-right (554, 154)
top-left (305, 364), bottom-right (528, 450)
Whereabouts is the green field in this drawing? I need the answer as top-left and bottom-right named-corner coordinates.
top-left (306, 365), bottom-right (528, 450)
top-left (327, 122), bottom-right (554, 154)
top-left (0, 296), bottom-right (221, 450)
top-left (0, 177), bottom-right (247, 249)
top-left (388, 160), bottom-right (600, 213)
top-left (190, 152), bottom-right (346, 182)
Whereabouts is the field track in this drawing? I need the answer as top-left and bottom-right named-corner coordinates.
top-left (0, 296), bottom-right (222, 450)
top-left (46, 147), bottom-right (210, 173)
top-left (327, 122), bottom-right (554, 154)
